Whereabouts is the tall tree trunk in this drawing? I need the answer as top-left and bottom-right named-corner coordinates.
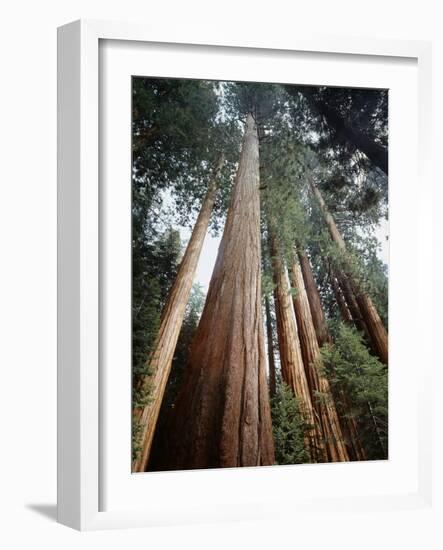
top-left (334, 268), bottom-right (371, 338)
top-left (330, 271), bottom-right (353, 324)
top-left (270, 236), bottom-right (325, 463)
top-left (132, 154), bottom-right (224, 473)
top-left (310, 181), bottom-right (388, 365)
top-left (265, 295), bottom-right (277, 397)
top-left (298, 249), bottom-right (330, 346)
top-left (167, 113), bottom-right (274, 470)
top-left (290, 258), bottom-right (349, 462)
top-left (302, 256), bottom-right (367, 461)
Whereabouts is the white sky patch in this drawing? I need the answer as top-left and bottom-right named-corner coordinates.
top-left (179, 225), bottom-right (221, 292)
top-left (374, 217), bottom-right (389, 267)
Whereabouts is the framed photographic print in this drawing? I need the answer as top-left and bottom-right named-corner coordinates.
top-left (57, 19), bottom-right (433, 530)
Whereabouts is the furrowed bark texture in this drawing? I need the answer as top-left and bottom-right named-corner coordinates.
top-left (304, 259), bottom-right (367, 461)
top-left (168, 113), bottom-right (275, 469)
top-left (330, 271), bottom-right (353, 324)
top-left (132, 155), bottom-right (224, 473)
top-left (270, 237), bottom-right (325, 462)
top-left (290, 259), bottom-right (349, 462)
top-left (335, 268), bottom-right (370, 337)
top-left (265, 295), bottom-right (277, 397)
top-left (298, 249), bottom-right (331, 347)
top-left (310, 181), bottom-right (388, 365)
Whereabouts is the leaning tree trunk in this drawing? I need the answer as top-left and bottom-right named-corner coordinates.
top-left (269, 236), bottom-right (325, 462)
top-left (330, 270), bottom-right (353, 324)
top-left (334, 268), bottom-right (371, 338)
top-left (300, 254), bottom-right (366, 461)
top-left (310, 181), bottom-right (388, 365)
top-left (167, 113), bottom-right (274, 470)
top-left (298, 249), bottom-right (331, 347)
top-left (290, 258), bottom-right (349, 462)
top-left (288, 87), bottom-right (388, 175)
top-left (265, 295), bottom-right (277, 397)
top-left (132, 155), bottom-right (224, 473)
top-left (313, 98), bottom-right (388, 175)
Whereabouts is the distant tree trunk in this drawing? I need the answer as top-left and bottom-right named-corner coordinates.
top-left (310, 181), bottom-right (388, 365)
top-left (132, 154), bottom-right (224, 473)
top-left (167, 113), bottom-right (274, 470)
top-left (295, 88), bottom-right (388, 175)
top-left (265, 295), bottom-right (277, 397)
top-left (330, 270), bottom-right (353, 323)
top-left (298, 249), bottom-right (330, 346)
top-left (334, 268), bottom-right (371, 338)
top-left (270, 236), bottom-right (325, 463)
top-left (290, 258), bottom-right (349, 462)
top-left (300, 255), bottom-right (366, 461)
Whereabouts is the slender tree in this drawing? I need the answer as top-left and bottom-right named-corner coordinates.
top-left (310, 180), bottom-right (388, 365)
top-left (148, 284), bottom-right (205, 471)
top-left (269, 234), bottom-right (325, 462)
top-left (334, 267), bottom-right (371, 338)
top-left (330, 271), bottom-right (353, 324)
top-left (297, 249), bottom-right (331, 347)
top-left (132, 155), bottom-right (225, 472)
top-left (294, 248), bottom-right (366, 460)
top-left (168, 113), bottom-right (275, 469)
top-left (290, 258), bottom-right (349, 462)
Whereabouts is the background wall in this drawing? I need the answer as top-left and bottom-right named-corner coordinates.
top-left (0, 1), bottom-right (441, 548)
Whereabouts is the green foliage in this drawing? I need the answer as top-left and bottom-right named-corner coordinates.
top-left (132, 228), bottom-right (182, 460)
top-left (285, 84), bottom-right (388, 186)
top-left (133, 77), bottom-right (241, 232)
top-left (132, 228), bottom-right (182, 394)
top-left (165, 283), bottom-right (206, 410)
top-left (320, 323), bottom-right (388, 459)
top-left (147, 284), bottom-right (206, 470)
top-left (133, 78), bottom-right (218, 187)
top-left (261, 137), bottom-right (314, 263)
top-left (130, 77), bottom-right (390, 467)
top-left (271, 383), bottom-right (310, 465)
top-left (132, 416), bottom-right (144, 462)
top-left (223, 81), bottom-right (286, 124)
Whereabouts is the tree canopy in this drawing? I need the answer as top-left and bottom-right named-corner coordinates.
top-left (131, 77), bottom-right (389, 470)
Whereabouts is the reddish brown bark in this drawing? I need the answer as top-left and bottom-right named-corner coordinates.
top-left (298, 249), bottom-right (330, 346)
top-left (132, 155), bottom-right (224, 473)
top-left (335, 268), bottom-right (371, 338)
top-left (290, 259), bottom-right (349, 462)
top-left (299, 255), bottom-right (366, 461)
top-left (167, 113), bottom-right (274, 470)
top-left (270, 237), bottom-right (325, 462)
top-left (310, 181), bottom-right (388, 365)
top-left (265, 295), bottom-right (277, 397)
top-left (330, 272), bottom-right (353, 324)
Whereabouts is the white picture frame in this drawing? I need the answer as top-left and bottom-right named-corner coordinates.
top-left (57, 19), bottom-right (433, 531)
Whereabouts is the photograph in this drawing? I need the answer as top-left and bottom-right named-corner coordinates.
top-left (131, 77), bottom-right (389, 473)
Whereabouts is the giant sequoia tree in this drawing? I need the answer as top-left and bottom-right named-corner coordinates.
top-left (167, 113), bottom-right (275, 469)
top-left (309, 179), bottom-right (388, 365)
top-left (132, 155), bottom-right (225, 472)
top-left (132, 78), bottom-right (389, 469)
